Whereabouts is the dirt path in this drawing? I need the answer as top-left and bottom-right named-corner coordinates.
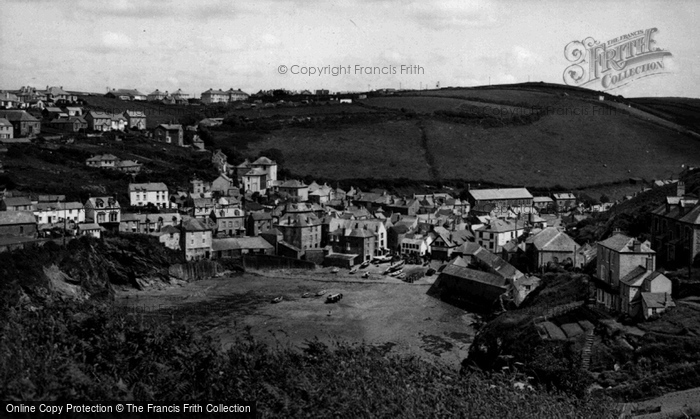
top-left (116, 266), bottom-right (477, 370)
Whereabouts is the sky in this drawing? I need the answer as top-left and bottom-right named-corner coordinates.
top-left (1, 0), bottom-right (698, 98)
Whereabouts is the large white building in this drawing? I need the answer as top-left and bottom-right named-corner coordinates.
top-left (128, 182), bottom-right (170, 208)
top-left (474, 219), bottom-right (525, 253)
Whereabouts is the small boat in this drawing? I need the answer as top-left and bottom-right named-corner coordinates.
top-left (362, 272), bottom-right (370, 279)
top-left (326, 293), bottom-right (343, 303)
top-left (389, 269), bottom-right (403, 277)
top-left (425, 268), bottom-right (436, 276)
top-left (349, 267), bottom-right (358, 274)
top-left (331, 267), bottom-right (340, 274)
top-left (360, 261), bottom-right (370, 269)
top-left (301, 292), bottom-right (313, 298)
top-left (315, 289), bottom-right (328, 296)
top-left (372, 255), bottom-right (393, 264)
top-left (397, 273), bottom-right (406, 280)
top-left (271, 296), bottom-right (283, 304)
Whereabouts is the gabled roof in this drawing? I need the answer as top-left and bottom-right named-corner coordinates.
top-left (0, 118), bottom-right (11, 127)
top-left (86, 153), bottom-right (118, 162)
top-left (533, 196), bottom-right (553, 203)
top-left (181, 218), bottom-right (210, 232)
top-left (128, 182), bottom-right (168, 192)
top-left (641, 292), bottom-right (675, 309)
top-left (440, 264), bottom-right (508, 289)
top-left (249, 211), bottom-right (272, 221)
top-left (528, 227), bottom-right (577, 252)
top-left (553, 193), bottom-right (576, 200)
top-left (469, 188), bottom-right (533, 201)
top-left (156, 123), bottom-right (182, 130)
top-left (0, 210), bottom-right (36, 225)
top-left (480, 219), bottom-right (525, 233)
top-left (279, 179), bottom-right (307, 188)
top-left (619, 265), bottom-right (650, 287)
top-left (0, 110), bottom-right (40, 122)
top-left (85, 196), bottom-right (120, 208)
top-left (598, 234), bottom-right (653, 253)
top-left (124, 110), bottom-right (146, 117)
top-left (108, 88), bottom-right (145, 96)
top-left (243, 167), bottom-right (267, 177)
top-left (2, 196), bottom-right (32, 207)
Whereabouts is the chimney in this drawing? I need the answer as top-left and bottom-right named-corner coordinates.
top-left (646, 257), bottom-right (654, 272)
top-left (677, 181), bottom-right (685, 197)
top-left (633, 240), bottom-right (641, 252)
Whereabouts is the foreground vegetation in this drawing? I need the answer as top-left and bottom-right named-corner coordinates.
top-left (0, 299), bottom-right (616, 417)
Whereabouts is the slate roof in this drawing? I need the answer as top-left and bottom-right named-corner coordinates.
top-left (156, 124), bottom-right (182, 130)
top-left (469, 188), bottom-right (533, 201)
top-left (2, 197), bottom-right (32, 207)
top-left (440, 264), bottom-right (508, 289)
top-left (35, 201), bottom-right (83, 211)
top-left (528, 227), bottom-right (577, 252)
top-left (128, 182), bottom-right (168, 192)
top-left (0, 210), bottom-right (36, 225)
top-left (553, 193), bottom-right (576, 200)
top-left (279, 179), bottom-right (307, 188)
top-left (212, 236), bottom-right (273, 252)
top-left (641, 292), bottom-right (676, 309)
top-left (0, 110), bottom-right (40, 122)
top-left (181, 218), bottom-right (210, 231)
top-left (243, 168), bottom-right (267, 176)
top-left (0, 118), bottom-right (11, 127)
top-left (78, 223), bottom-right (102, 231)
top-left (480, 219), bottom-right (525, 233)
top-left (599, 234), bottom-right (653, 253)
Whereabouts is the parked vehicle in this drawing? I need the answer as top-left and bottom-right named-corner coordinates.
top-left (326, 293), bottom-right (343, 303)
top-left (271, 296), bottom-right (283, 304)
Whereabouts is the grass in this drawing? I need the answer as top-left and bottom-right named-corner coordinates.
top-left (242, 120), bottom-right (433, 180)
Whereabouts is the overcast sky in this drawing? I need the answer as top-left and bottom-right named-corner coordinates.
top-left (1, 0), bottom-right (697, 97)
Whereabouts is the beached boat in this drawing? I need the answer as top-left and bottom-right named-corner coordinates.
top-left (271, 296), bottom-right (283, 303)
top-left (315, 289), bottom-right (328, 296)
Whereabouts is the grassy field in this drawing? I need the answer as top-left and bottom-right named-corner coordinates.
top-left (211, 84), bottom-right (700, 189)
top-left (242, 119), bottom-right (433, 180)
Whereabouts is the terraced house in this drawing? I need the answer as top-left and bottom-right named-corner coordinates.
top-left (128, 182), bottom-right (170, 208)
top-left (650, 181), bottom-right (700, 267)
top-left (0, 110), bottom-right (40, 137)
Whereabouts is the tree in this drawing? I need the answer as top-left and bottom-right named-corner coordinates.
top-left (600, 194), bottom-right (610, 204)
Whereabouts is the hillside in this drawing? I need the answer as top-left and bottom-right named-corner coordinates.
top-left (209, 83), bottom-right (700, 189)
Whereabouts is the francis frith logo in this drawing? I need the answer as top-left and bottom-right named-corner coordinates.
top-left (563, 28), bottom-right (672, 90)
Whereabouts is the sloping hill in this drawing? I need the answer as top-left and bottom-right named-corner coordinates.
top-left (213, 83), bottom-right (700, 188)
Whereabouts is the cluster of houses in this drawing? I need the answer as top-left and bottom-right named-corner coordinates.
top-left (0, 104), bottom-right (690, 319)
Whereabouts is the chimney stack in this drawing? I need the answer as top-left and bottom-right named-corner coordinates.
top-left (633, 240), bottom-right (641, 252)
top-left (646, 257), bottom-right (654, 272)
top-left (677, 181), bottom-right (685, 197)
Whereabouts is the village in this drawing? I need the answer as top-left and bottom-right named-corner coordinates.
top-left (0, 84), bottom-right (692, 324)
